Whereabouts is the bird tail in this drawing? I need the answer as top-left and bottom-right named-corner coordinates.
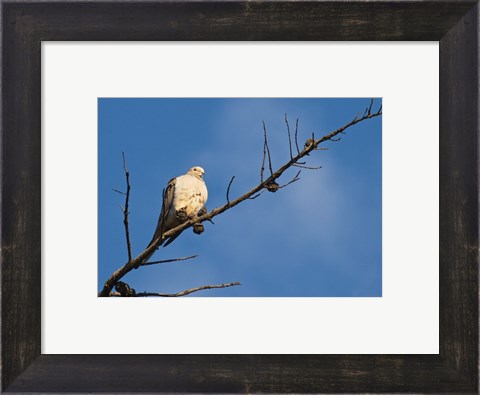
top-left (142, 232), bottom-right (164, 264)
top-left (162, 233), bottom-right (181, 248)
top-left (142, 226), bottom-right (183, 260)
top-left (135, 226), bottom-right (164, 268)
top-left (139, 233), bottom-right (180, 267)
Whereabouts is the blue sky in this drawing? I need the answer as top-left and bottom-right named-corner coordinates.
top-left (98, 98), bottom-right (382, 297)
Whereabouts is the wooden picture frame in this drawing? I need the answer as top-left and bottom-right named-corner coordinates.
top-left (2, 1), bottom-right (478, 392)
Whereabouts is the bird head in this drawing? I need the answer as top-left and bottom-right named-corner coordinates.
top-left (188, 166), bottom-right (205, 179)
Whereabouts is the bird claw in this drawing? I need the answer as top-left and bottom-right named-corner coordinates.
top-left (177, 206), bottom-right (207, 234)
top-left (193, 222), bottom-right (204, 235)
top-left (176, 208), bottom-right (188, 221)
top-left (192, 206), bottom-right (208, 234)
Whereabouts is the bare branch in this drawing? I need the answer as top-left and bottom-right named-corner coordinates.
top-left (368, 98), bottom-right (374, 115)
top-left (278, 170), bottom-right (301, 189)
top-left (135, 282), bottom-right (241, 297)
top-left (262, 121), bottom-right (273, 177)
top-left (226, 176), bottom-right (235, 204)
top-left (285, 113), bottom-right (293, 160)
top-left (113, 188), bottom-right (126, 195)
top-left (120, 152), bottom-right (132, 262)
top-left (249, 190), bottom-right (265, 200)
top-left (294, 118), bottom-right (300, 155)
top-left (99, 101), bottom-right (382, 297)
top-left (139, 254), bottom-right (198, 267)
top-left (293, 163), bottom-right (322, 170)
top-left (260, 123), bottom-right (267, 182)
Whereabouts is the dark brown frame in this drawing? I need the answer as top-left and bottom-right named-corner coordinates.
top-left (2, 1), bottom-right (478, 393)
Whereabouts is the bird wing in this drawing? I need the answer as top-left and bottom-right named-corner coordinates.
top-left (147, 177), bottom-right (176, 250)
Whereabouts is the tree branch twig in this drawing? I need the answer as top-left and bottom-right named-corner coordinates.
top-left (136, 281), bottom-right (241, 297)
top-left (293, 163), bottom-right (322, 170)
top-left (226, 176), bottom-right (235, 204)
top-left (262, 121), bottom-right (273, 177)
top-left (138, 254), bottom-right (198, 267)
top-left (110, 281), bottom-right (241, 297)
top-left (294, 118), bottom-right (300, 155)
top-left (119, 152), bottom-right (132, 262)
top-left (285, 113), bottom-right (293, 160)
top-left (278, 170), bottom-right (301, 189)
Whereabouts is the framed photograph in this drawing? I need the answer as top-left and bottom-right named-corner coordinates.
top-left (2, 1), bottom-right (478, 393)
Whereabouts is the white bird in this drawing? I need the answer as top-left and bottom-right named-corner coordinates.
top-left (145, 166), bottom-right (208, 259)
